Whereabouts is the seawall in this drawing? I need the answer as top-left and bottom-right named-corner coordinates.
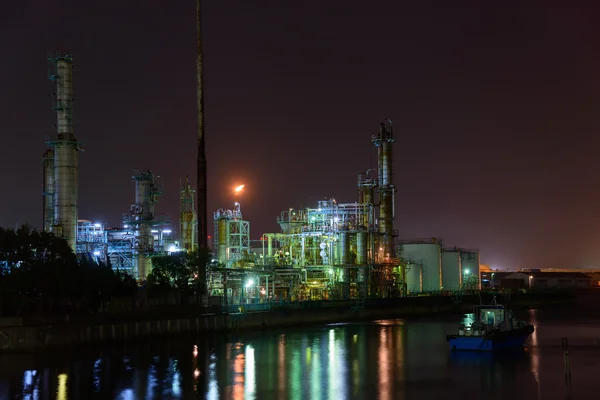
top-left (0, 292), bottom-right (577, 353)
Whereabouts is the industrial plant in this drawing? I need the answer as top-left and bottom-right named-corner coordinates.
top-left (39, 53), bottom-right (480, 301)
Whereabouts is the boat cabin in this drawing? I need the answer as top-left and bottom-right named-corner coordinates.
top-left (458, 304), bottom-right (526, 336)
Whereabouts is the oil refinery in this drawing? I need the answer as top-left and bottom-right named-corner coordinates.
top-left (39, 52), bottom-right (480, 301)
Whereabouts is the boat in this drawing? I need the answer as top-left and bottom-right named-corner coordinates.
top-left (446, 302), bottom-right (535, 352)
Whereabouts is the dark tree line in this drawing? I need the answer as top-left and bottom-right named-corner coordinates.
top-left (0, 225), bottom-right (137, 317)
top-left (146, 249), bottom-right (209, 304)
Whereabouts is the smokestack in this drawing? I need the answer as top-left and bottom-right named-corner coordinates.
top-left (48, 52), bottom-right (80, 251)
top-left (196, 0), bottom-right (208, 304)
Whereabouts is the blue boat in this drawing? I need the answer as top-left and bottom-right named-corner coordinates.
top-left (446, 303), bottom-right (535, 352)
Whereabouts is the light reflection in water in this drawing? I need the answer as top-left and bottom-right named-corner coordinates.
top-left (0, 318), bottom-right (558, 399)
top-left (207, 353), bottom-right (219, 400)
top-left (529, 309), bottom-right (541, 400)
top-left (56, 373), bottom-right (67, 400)
top-left (278, 336), bottom-right (285, 400)
top-left (379, 327), bottom-right (390, 400)
top-left (232, 347), bottom-right (245, 399)
top-left (245, 345), bottom-right (256, 400)
top-left (327, 328), bottom-right (336, 400)
top-left (310, 340), bottom-right (321, 399)
top-left (290, 345), bottom-right (301, 400)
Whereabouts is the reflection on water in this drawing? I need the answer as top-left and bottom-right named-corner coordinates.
top-left (1, 310), bottom-right (600, 399)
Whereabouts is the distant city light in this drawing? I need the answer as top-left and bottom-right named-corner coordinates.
top-left (123, 225), bottom-right (128, 228)
top-left (168, 245), bottom-right (178, 253)
top-left (163, 229), bottom-right (172, 234)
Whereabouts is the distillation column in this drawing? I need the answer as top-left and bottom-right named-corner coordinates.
top-left (372, 119), bottom-right (396, 259)
top-left (42, 149), bottom-right (55, 233)
top-left (356, 229), bottom-right (368, 297)
top-left (338, 229), bottom-right (350, 299)
top-left (180, 176), bottom-right (197, 252)
top-left (48, 53), bottom-right (80, 251)
top-left (129, 170), bottom-right (162, 279)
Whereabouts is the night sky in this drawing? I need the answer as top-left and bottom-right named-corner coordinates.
top-left (1, 1), bottom-right (599, 270)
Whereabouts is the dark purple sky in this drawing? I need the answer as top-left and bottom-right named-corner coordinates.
top-left (1, 0), bottom-right (599, 269)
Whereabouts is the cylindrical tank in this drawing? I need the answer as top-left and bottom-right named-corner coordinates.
top-left (441, 250), bottom-right (461, 290)
top-left (400, 242), bottom-right (442, 292)
top-left (405, 263), bottom-right (422, 293)
top-left (339, 268), bottom-right (350, 300)
top-left (356, 230), bottom-right (367, 265)
top-left (339, 231), bottom-right (350, 265)
top-left (217, 218), bottom-right (228, 265)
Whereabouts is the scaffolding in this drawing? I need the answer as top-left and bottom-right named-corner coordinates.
top-left (213, 202), bottom-right (250, 268)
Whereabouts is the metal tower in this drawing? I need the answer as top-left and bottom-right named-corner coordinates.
top-left (123, 170), bottom-right (163, 280)
top-left (372, 119), bottom-right (396, 258)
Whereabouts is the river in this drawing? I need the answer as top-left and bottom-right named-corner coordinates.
top-left (1, 307), bottom-right (600, 399)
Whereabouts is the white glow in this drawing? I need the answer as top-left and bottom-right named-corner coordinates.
top-left (163, 229), bottom-right (172, 234)
top-left (94, 223), bottom-right (101, 228)
top-left (245, 345), bottom-right (256, 399)
top-left (464, 269), bottom-right (470, 275)
top-left (168, 245), bottom-right (178, 253)
top-left (246, 279), bottom-right (254, 288)
top-left (123, 225), bottom-right (128, 228)
top-left (93, 251), bottom-right (100, 256)
top-left (207, 355), bottom-right (219, 400)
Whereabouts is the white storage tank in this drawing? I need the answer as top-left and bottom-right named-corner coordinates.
top-left (441, 249), bottom-right (461, 291)
top-left (404, 262), bottom-right (422, 293)
top-left (399, 239), bottom-right (442, 292)
top-left (460, 250), bottom-right (480, 289)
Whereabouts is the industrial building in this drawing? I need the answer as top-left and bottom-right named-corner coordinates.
top-left (206, 120), bottom-right (481, 303)
top-left (38, 52), bottom-right (481, 296)
top-left (41, 53), bottom-right (179, 281)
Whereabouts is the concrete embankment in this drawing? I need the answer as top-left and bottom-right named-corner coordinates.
top-left (0, 291), bottom-right (577, 353)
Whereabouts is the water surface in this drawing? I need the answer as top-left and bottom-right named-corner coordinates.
top-left (1, 308), bottom-right (600, 399)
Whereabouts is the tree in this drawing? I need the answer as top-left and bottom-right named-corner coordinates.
top-left (147, 249), bottom-right (210, 304)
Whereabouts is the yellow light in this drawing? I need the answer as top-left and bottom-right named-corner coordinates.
top-left (57, 374), bottom-right (68, 400)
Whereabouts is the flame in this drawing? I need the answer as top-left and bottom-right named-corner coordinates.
top-left (234, 184), bottom-right (245, 193)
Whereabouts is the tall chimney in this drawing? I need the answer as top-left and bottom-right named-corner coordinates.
top-left (48, 53), bottom-right (80, 251)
